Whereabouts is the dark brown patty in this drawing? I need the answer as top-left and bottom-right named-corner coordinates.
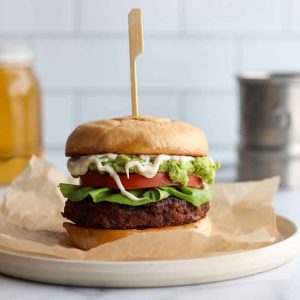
top-left (62, 196), bottom-right (210, 229)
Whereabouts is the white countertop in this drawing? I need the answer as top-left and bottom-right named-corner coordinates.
top-left (0, 188), bottom-right (299, 300)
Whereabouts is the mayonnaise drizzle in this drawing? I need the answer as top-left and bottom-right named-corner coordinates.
top-left (125, 155), bottom-right (193, 179)
top-left (67, 154), bottom-right (194, 201)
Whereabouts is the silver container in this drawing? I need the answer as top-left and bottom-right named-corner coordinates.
top-left (239, 149), bottom-right (300, 188)
top-left (238, 72), bottom-right (300, 149)
top-left (238, 72), bottom-right (300, 187)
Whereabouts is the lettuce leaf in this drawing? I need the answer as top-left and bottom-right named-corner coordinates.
top-left (59, 183), bottom-right (212, 207)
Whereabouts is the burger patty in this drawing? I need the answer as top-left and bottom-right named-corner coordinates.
top-left (62, 196), bottom-right (210, 229)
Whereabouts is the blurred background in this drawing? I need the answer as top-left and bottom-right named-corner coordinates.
top-left (1, 0), bottom-right (300, 182)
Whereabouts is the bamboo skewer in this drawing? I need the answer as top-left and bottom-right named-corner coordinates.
top-left (128, 9), bottom-right (144, 118)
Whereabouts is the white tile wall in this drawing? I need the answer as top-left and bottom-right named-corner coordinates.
top-left (79, 93), bottom-right (181, 123)
top-left (184, 93), bottom-right (238, 146)
top-left (286, 0), bottom-right (300, 31)
top-left (138, 94), bottom-right (180, 119)
top-left (1, 0), bottom-right (298, 176)
top-left (42, 94), bottom-right (76, 148)
top-left (185, 0), bottom-right (282, 33)
top-left (34, 38), bottom-right (235, 90)
top-left (44, 149), bottom-right (69, 173)
top-left (241, 40), bottom-right (300, 71)
top-left (79, 94), bottom-right (131, 123)
top-left (34, 39), bottom-right (129, 89)
top-left (0, 0), bottom-right (74, 33)
top-left (139, 39), bottom-right (236, 89)
top-left (80, 0), bottom-right (179, 34)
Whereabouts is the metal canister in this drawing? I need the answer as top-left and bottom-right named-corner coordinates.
top-left (238, 73), bottom-right (300, 187)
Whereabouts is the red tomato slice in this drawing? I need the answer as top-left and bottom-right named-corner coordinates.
top-left (80, 171), bottom-right (203, 190)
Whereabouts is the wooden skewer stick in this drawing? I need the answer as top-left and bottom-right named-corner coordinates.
top-left (128, 8), bottom-right (144, 118)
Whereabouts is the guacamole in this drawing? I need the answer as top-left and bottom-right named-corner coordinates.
top-left (88, 154), bottom-right (220, 185)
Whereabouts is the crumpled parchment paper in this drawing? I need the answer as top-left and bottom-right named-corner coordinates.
top-left (0, 156), bottom-right (281, 260)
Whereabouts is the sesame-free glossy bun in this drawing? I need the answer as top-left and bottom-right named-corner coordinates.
top-left (65, 116), bottom-right (208, 157)
top-left (63, 217), bottom-right (212, 250)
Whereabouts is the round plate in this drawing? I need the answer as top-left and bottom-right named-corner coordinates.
top-left (0, 215), bottom-right (299, 287)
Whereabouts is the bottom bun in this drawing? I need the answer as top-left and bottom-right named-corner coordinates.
top-left (63, 217), bottom-right (212, 250)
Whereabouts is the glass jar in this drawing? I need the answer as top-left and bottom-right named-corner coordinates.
top-left (0, 44), bottom-right (42, 184)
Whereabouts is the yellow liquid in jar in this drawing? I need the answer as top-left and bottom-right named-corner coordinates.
top-left (0, 65), bottom-right (42, 184)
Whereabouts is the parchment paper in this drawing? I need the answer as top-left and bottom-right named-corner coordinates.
top-left (0, 156), bottom-right (281, 260)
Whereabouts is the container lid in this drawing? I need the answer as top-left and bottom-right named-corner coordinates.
top-left (237, 72), bottom-right (300, 83)
top-left (0, 43), bottom-right (34, 66)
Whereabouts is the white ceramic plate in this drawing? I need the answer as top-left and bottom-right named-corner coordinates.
top-left (0, 215), bottom-right (299, 287)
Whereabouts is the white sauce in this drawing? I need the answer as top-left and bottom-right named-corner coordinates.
top-left (125, 155), bottom-right (193, 179)
top-left (67, 154), bottom-right (195, 201)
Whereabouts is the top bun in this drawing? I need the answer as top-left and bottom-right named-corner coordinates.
top-left (65, 116), bottom-right (208, 157)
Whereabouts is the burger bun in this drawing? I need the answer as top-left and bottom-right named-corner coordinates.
top-left (65, 115), bottom-right (208, 157)
top-left (64, 217), bottom-right (212, 250)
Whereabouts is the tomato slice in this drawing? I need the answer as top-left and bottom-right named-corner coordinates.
top-left (80, 171), bottom-right (203, 190)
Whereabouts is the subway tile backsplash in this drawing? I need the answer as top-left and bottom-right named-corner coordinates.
top-left (0, 0), bottom-right (74, 33)
top-left (42, 94), bottom-right (76, 149)
top-left (2, 0), bottom-right (299, 172)
top-left (80, 0), bottom-right (180, 34)
top-left (34, 39), bottom-right (129, 89)
top-left (185, 0), bottom-right (282, 33)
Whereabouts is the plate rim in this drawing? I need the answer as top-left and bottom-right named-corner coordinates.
top-left (0, 214), bottom-right (299, 266)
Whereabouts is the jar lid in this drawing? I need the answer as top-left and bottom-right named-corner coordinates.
top-left (0, 43), bottom-right (34, 66)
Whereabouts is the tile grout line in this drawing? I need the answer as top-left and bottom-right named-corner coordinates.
top-left (43, 88), bottom-right (237, 96)
top-left (177, 0), bottom-right (186, 38)
top-left (73, 92), bottom-right (82, 126)
top-left (280, 0), bottom-right (291, 33)
top-left (3, 32), bottom-right (300, 40)
top-left (233, 38), bottom-right (243, 75)
top-left (178, 91), bottom-right (187, 121)
top-left (73, 0), bottom-right (81, 35)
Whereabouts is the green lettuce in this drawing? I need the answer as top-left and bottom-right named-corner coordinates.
top-left (59, 183), bottom-right (213, 207)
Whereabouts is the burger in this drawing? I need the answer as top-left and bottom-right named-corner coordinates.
top-left (59, 116), bottom-right (220, 250)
